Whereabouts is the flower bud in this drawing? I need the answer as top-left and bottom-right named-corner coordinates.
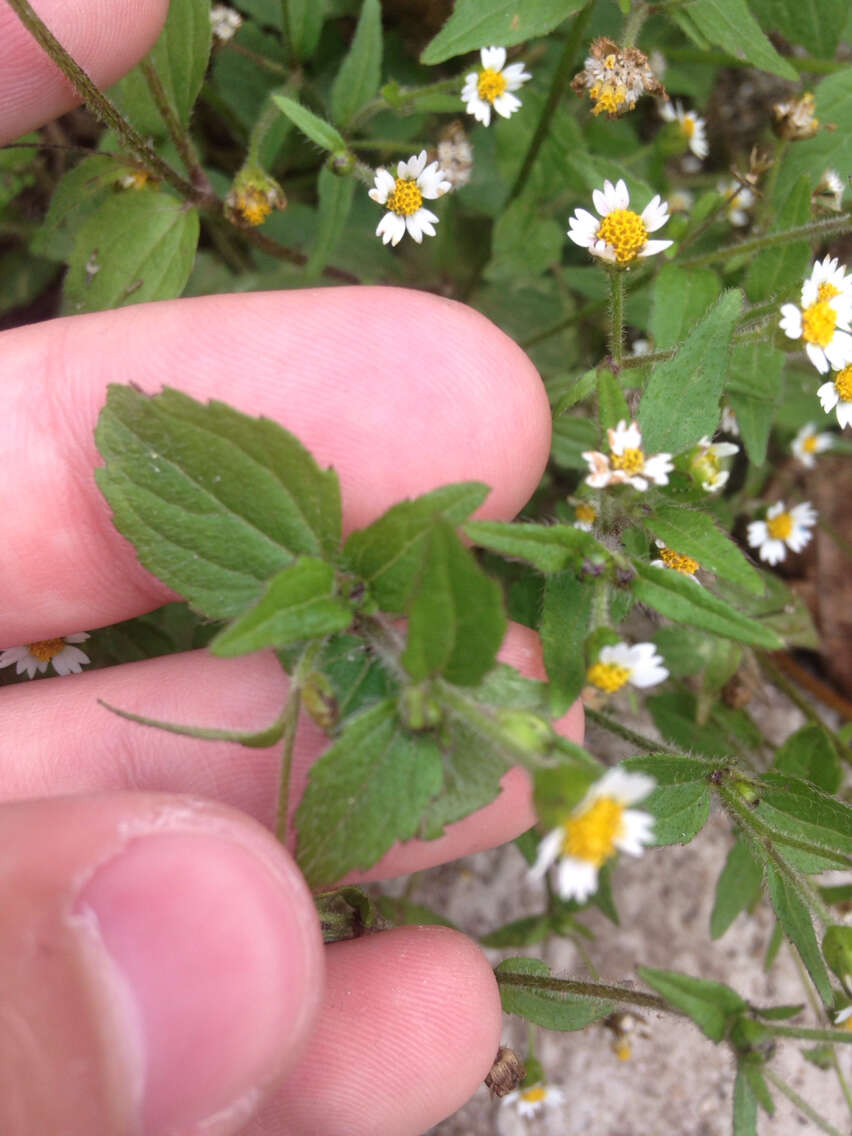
top-left (225, 165), bottom-right (287, 227)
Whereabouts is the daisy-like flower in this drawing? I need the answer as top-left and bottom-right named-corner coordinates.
top-left (791, 422), bottom-right (833, 467)
top-left (779, 257), bottom-right (852, 375)
top-left (717, 179), bottom-right (755, 227)
top-left (651, 540), bottom-right (701, 582)
top-left (835, 1006), bottom-right (852, 1028)
top-left (573, 502), bottom-right (597, 531)
top-left (659, 100), bottom-right (709, 159)
top-left (502, 1083), bottom-right (565, 1119)
top-left (586, 641), bottom-right (669, 693)
top-left (690, 435), bottom-right (739, 493)
top-left (817, 364), bottom-right (852, 428)
top-left (436, 121), bottom-right (474, 189)
top-left (719, 405), bottom-right (740, 436)
top-left (568, 179), bottom-right (672, 266)
top-left (530, 767), bottom-right (656, 903)
top-left (369, 151), bottom-right (451, 246)
top-left (571, 38), bottom-right (664, 118)
top-left (747, 501), bottom-right (817, 566)
top-left (813, 169), bottom-right (845, 213)
top-left (583, 419), bottom-right (673, 491)
top-left (210, 3), bottom-right (242, 42)
top-left (461, 47), bottom-right (530, 127)
top-left (667, 188), bottom-right (694, 214)
top-left (0, 633), bottom-right (90, 679)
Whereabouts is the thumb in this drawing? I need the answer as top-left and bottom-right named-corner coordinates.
top-left (0, 793), bottom-right (323, 1135)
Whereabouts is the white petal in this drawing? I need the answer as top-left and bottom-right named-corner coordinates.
top-left (52, 645), bottom-right (90, 675)
top-left (465, 95), bottom-right (491, 125)
top-left (502, 62), bottom-right (531, 87)
top-left (481, 46), bottom-right (506, 71)
top-left (643, 453), bottom-right (673, 484)
top-left (779, 304), bottom-right (802, 339)
top-left (529, 827), bottom-right (564, 879)
top-left (805, 342), bottom-right (830, 374)
top-left (641, 195), bottom-right (669, 232)
top-left (589, 240), bottom-right (617, 261)
top-left (747, 521), bottom-right (768, 548)
top-left (824, 331), bottom-right (852, 371)
top-left (554, 856), bottom-right (599, 903)
top-left (592, 185), bottom-right (611, 216)
top-left (492, 91), bottom-right (522, 119)
top-left (616, 809), bottom-right (655, 855)
top-left (594, 767), bottom-right (656, 806)
top-left (406, 208), bottom-right (438, 242)
top-left (817, 381), bottom-right (839, 412)
top-left (638, 239), bottom-right (673, 258)
top-left (369, 167), bottom-right (395, 203)
top-left (709, 442), bottom-right (739, 457)
top-left (761, 539), bottom-right (787, 565)
top-left (567, 209), bottom-right (600, 248)
top-left (376, 212), bottom-right (405, 246)
top-left (613, 179), bottom-right (630, 209)
top-left (837, 400), bottom-right (852, 428)
top-left (626, 474), bottom-right (650, 491)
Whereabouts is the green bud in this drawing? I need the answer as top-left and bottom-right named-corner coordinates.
top-left (497, 709), bottom-right (554, 757)
top-left (397, 684), bottom-right (442, 731)
top-left (732, 779), bottom-right (760, 806)
top-left (823, 926), bottom-right (852, 994)
top-left (327, 150), bottom-right (356, 176)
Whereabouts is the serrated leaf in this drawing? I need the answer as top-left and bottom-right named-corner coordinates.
top-left (272, 95), bottom-right (346, 152)
top-left (421, 0), bottom-right (585, 65)
top-left (765, 862), bottom-right (834, 1005)
top-left (733, 1065), bottom-right (758, 1136)
top-left (638, 966), bottom-right (746, 1041)
top-left (95, 385), bottom-right (341, 620)
top-left (553, 369), bottom-right (598, 415)
top-left (330, 0), bottom-right (382, 127)
top-left (749, 0), bottom-right (848, 60)
top-left (755, 773), bottom-right (852, 864)
top-left (726, 342), bottom-right (783, 467)
top-left (402, 519), bottom-right (506, 686)
top-left (643, 505), bottom-right (764, 595)
top-left (630, 561), bottom-right (782, 648)
top-left (295, 700), bottom-right (443, 886)
top-left (496, 957), bottom-right (614, 1030)
top-left (677, 0), bottom-right (797, 80)
top-left (210, 558), bottom-right (352, 655)
top-left (650, 264), bottom-right (722, 351)
top-left (465, 520), bottom-right (604, 574)
top-left (343, 483), bottom-right (488, 611)
top-left (639, 290), bottom-right (742, 455)
top-left (484, 199), bottom-right (563, 282)
top-left (622, 755), bottom-right (712, 845)
top-left (647, 691), bottom-right (761, 757)
top-left (305, 165), bottom-right (356, 281)
top-left (744, 176), bottom-right (812, 303)
top-left (63, 191), bottom-right (199, 314)
top-left (31, 155), bottom-right (129, 262)
top-left (298, 632), bottom-right (396, 726)
top-left (597, 368), bottom-right (630, 434)
top-left (541, 572), bottom-right (591, 717)
top-left (773, 724), bottom-right (842, 794)
top-left (284, 0), bottom-right (326, 59)
top-left (111, 0), bottom-right (212, 134)
top-left (710, 837), bottom-right (764, 940)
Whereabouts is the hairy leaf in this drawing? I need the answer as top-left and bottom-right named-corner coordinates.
top-left (330, 0), bottom-right (383, 127)
top-left (710, 838), bottom-right (764, 940)
top-left (622, 755), bottom-right (712, 845)
top-left (643, 505), bottom-right (763, 594)
top-left (638, 966), bottom-right (746, 1041)
top-left (421, 0), bottom-right (585, 64)
top-left (496, 957), bottom-right (614, 1030)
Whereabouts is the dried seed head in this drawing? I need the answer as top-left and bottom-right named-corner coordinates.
top-left (436, 120), bottom-right (474, 189)
top-left (571, 38), bottom-right (665, 118)
top-left (771, 91), bottom-right (820, 140)
top-left (485, 1047), bottom-right (526, 1098)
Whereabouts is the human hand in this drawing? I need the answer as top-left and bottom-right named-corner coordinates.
top-left (0, 4), bottom-right (584, 1133)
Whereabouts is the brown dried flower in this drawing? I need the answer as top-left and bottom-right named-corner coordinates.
top-left (571, 38), bottom-right (665, 118)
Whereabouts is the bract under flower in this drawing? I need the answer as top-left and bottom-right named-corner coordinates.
top-left (369, 151), bottom-right (451, 246)
top-left (568, 179), bottom-right (672, 266)
top-left (747, 501), bottom-right (817, 566)
top-left (583, 419), bottom-right (673, 491)
top-left (461, 47), bottom-right (530, 127)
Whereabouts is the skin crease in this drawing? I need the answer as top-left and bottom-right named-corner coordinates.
top-left (0, 4), bottom-right (586, 1132)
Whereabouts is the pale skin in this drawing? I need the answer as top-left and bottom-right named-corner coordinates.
top-left (0, 3), bottom-right (584, 1133)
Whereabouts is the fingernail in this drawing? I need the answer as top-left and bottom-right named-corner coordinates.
top-left (76, 830), bottom-right (321, 1134)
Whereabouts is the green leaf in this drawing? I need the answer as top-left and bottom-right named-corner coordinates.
top-left (210, 558), bottom-right (352, 655)
top-left (710, 838), bottom-right (764, 940)
top-left (330, 0), bottom-right (382, 127)
top-left (639, 290), bottom-right (743, 455)
top-left (31, 155), bottom-right (127, 262)
top-left (540, 572), bottom-right (591, 717)
top-left (496, 957), bottom-right (614, 1031)
top-left (272, 95), bottom-right (347, 152)
top-left (765, 863), bottom-right (834, 1005)
top-left (305, 165), bottom-right (356, 281)
top-left (726, 342), bottom-right (783, 467)
top-left (597, 368), bottom-right (630, 434)
top-left (749, 0), bottom-right (848, 59)
top-left (481, 914), bottom-right (551, 948)
top-left (343, 483), bottom-right (488, 611)
top-left (63, 191), bottom-right (199, 314)
top-left (775, 70), bottom-right (852, 202)
top-left (622, 755), bottom-right (712, 845)
top-left (295, 700), bottom-right (443, 886)
top-left (744, 176), bottom-right (812, 303)
top-left (732, 1065), bottom-right (758, 1136)
top-left (402, 519), bottom-right (506, 686)
top-left (484, 199), bottom-right (563, 282)
top-left (284, 0), bottom-right (326, 60)
top-left (421, 0), bottom-right (585, 64)
top-left (553, 369), bottom-right (598, 415)
top-left (773, 724), bottom-right (842, 794)
top-left (643, 505), bottom-right (764, 595)
top-left (755, 773), bottom-right (852, 864)
top-left (675, 0), bottom-right (797, 80)
top-left (301, 633), bottom-right (396, 726)
top-left (638, 966), bottom-right (746, 1042)
top-left (372, 895), bottom-right (457, 929)
top-left (95, 386), bottom-right (341, 620)
top-left (111, 0), bottom-right (212, 134)
top-left (647, 691), bottom-right (762, 758)
top-left (465, 520), bottom-right (604, 574)
top-left (650, 265), bottom-right (722, 351)
top-left (630, 561), bottom-right (782, 648)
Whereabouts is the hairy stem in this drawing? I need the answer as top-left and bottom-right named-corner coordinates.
top-left (139, 59), bottom-right (213, 198)
top-left (608, 269), bottom-right (625, 367)
top-left (680, 214), bottom-right (852, 270)
top-left (274, 687), bottom-right (302, 845)
top-left (583, 706), bottom-right (684, 756)
top-left (763, 1068), bottom-right (846, 1136)
top-left (495, 970), bottom-right (676, 1014)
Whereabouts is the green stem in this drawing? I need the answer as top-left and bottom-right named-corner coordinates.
top-left (764, 1024), bottom-right (852, 1045)
top-left (680, 214), bottom-right (852, 270)
top-left (507, 5), bottom-right (592, 204)
top-left (228, 41), bottom-right (289, 76)
top-left (6, 0), bottom-right (200, 203)
top-left (247, 80), bottom-right (300, 165)
top-left (788, 948), bottom-right (852, 1115)
top-left (608, 269), bottom-right (625, 367)
top-left (621, 1), bottom-right (649, 48)
top-left (139, 59), bottom-right (213, 198)
top-left (763, 1068), bottom-right (846, 1136)
top-left (495, 970), bottom-right (676, 1014)
top-left (348, 76), bottom-right (461, 132)
top-left (274, 687), bottom-right (302, 845)
top-left (583, 706), bottom-right (685, 756)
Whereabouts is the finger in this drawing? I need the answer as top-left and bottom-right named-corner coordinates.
top-left (256, 927), bottom-right (502, 1136)
top-left (0, 792), bottom-right (323, 1135)
top-left (0, 0), bottom-right (169, 143)
top-left (0, 623), bottom-right (584, 880)
top-left (0, 287), bottom-right (551, 644)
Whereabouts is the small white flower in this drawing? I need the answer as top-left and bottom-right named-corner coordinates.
top-left (791, 422), bottom-right (832, 467)
top-left (530, 767), bottom-right (656, 903)
top-left (779, 257), bottom-right (852, 375)
top-left (817, 364), bottom-right (852, 428)
top-left (835, 1005), bottom-right (852, 1027)
top-left (568, 179), bottom-right (672, 266)
top-left (210, 3), bottom-right (242, 42)
top-left (717, 179), bottom-right (755, 227)
top-left (0, 633), bottom-right (90, 679)
top-left (650, 540), bottom-right (701, 583)
top-left (747, 501), bottom-right (817, 566)
top-left (573, 502), bottom-right (597, 531)
top-left (461, 47), bottom-right (530, 127)
top-left (690, 435), bottom-right (739, 493)
top-left (719, 406), bottom-right (740, 436)
top-left (583, 419), bottom-right (673, 492)
top-left (502, 1083), bottom-right (565, 1119)
top-left (368, 151), bottom-right (451, 246)
top-left (587, 641), bottom-right (669, 693)
top-left (659, 100), bottom-right (709, 159)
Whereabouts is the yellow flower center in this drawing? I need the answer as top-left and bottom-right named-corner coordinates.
top-left (237, 188), bottom-right (272, 227)
top-left (843, 1016), bottom-right (852, 1033)
top-left (521, 1086), bottom-right (547, 1103)
top-left (614, 1039), bottom-right (632, 1060)
top-left (692, 451), bottom-right (720, 483)
top-left (590, 81), bottom-right (629, 116)
top-left (659, 547), bottom-right (699, 575)
top-left (802, 434), bottom-right (818, 454)
top-left (767, 511), bottom-right (793, 541)
top-left (562, 796), bottom-right (625, 866)
top-left (818, 282), bottom-right (841, 301)
top-left (28, 638), bottom-right (66, 662)
top-left (386, 177), bottom-right (423, 217)
top-left (682, 116), bottom-right (695, 139)
top-left (575, 503), bottom-right (596, 524)
top-left (801, 299), bottom-right (837, 348)
top-left (834, 365), bottom-right (852, 401)
top-left (477, 68), bottom-right (507, 104)
top-left (597, 209), bottom-right (648, 264)
top-left (587, 661), bottom-right (631, 693)
top-left (610, 446), bottom-right (645, 474)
